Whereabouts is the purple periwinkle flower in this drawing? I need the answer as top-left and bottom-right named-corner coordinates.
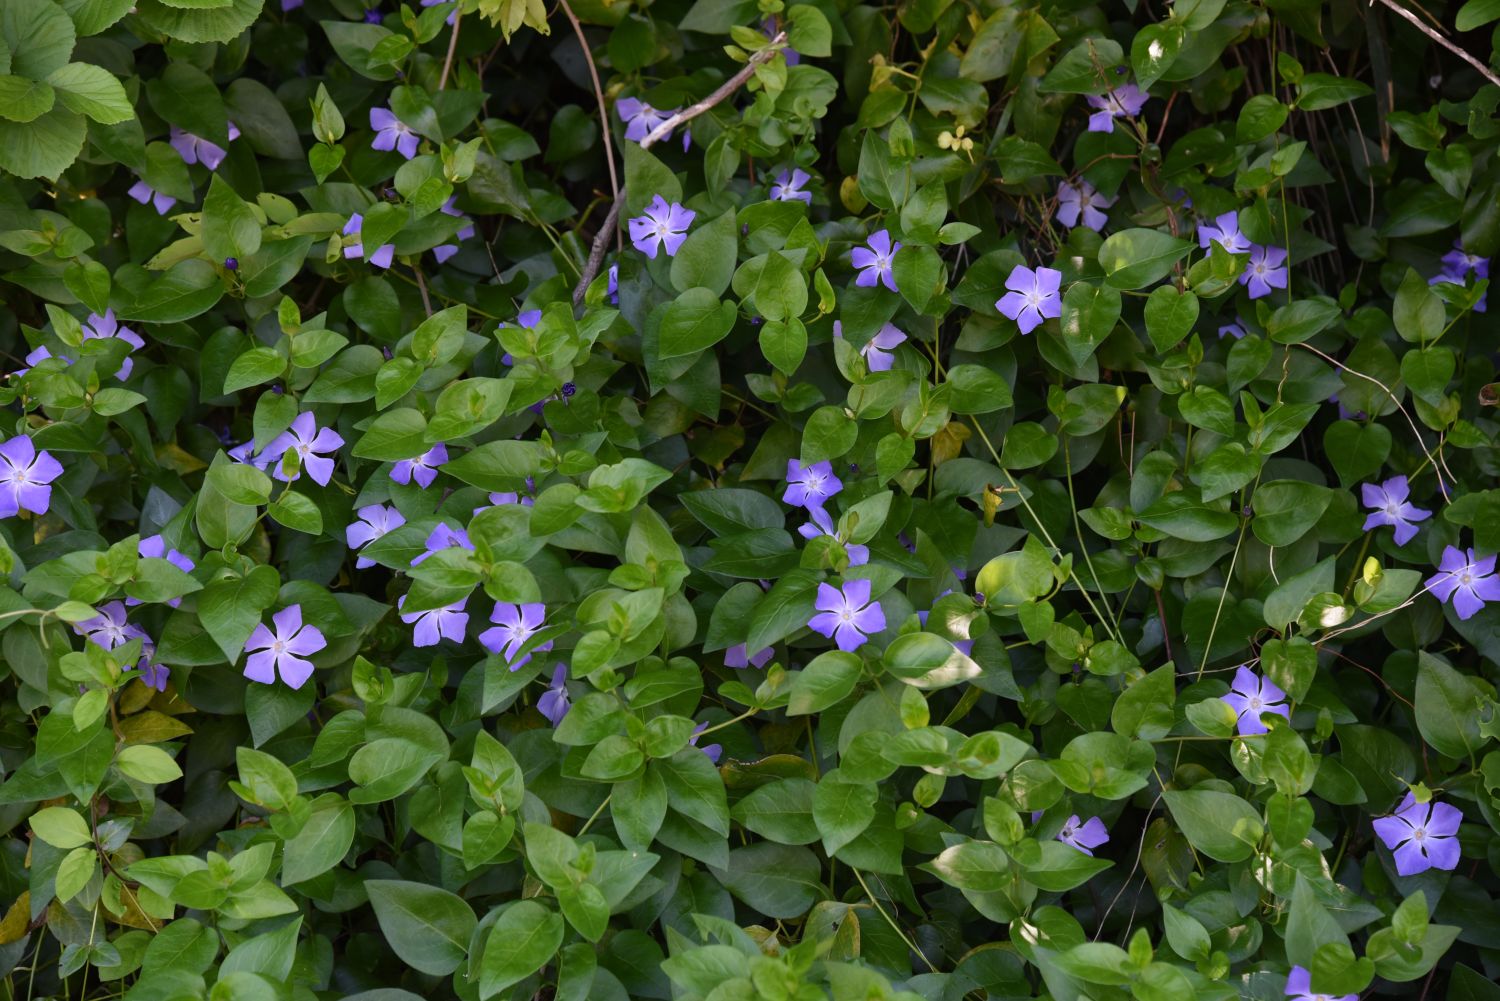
top-left (1056, 179), bottom-right (1116, 232)
top-left (808, 579), bottom-right (886, 652)
top-left (140, 659), bottom-right (170, 693)
top-left (628, 195), bottom-right (695, 259)
top-left (1284, 967), bottom-right (1356, 1001)
top-left (281, 0), bottom-right (303, 9)
top-left (82, 310), bottom-right (145, 381)
top-left (0, 436), bottom-right (63, 519)
top-left (1431, 241), bottom-right (1489, 312)
top-left (129, 535), bottom-right (196, 608)
top-left (1426, 546), bottom-right (1500, 620)
top-left (347, 504), bottom-right (405, 569)
top-left (479, 602), bottom-right (553, 670)
top-left (798, 507), bottom-right (869, 566)
top-left (851, 229), bottom-right (900, 292)
top-left (1221, 665), bottom-right (1291, 736)
top-left (996, 265), bottom-right (1063, 335)
top-left (1056, 815), bottom-right (1110, 855)
top-left (724, 644), bottom-right (773, 669)
top-left (783, 459), bottom-right (842, 510)
top-left (1360, 475), bottom-right (1431, 546)
top-left (399, 595), bottom-right (469, 647)
top-left (1240, 245), bottom-right (1288, 299)
top-left (76, 601), bottom-right (149, 651)
top-left (1218, 322), bottom-right (1247, 339)
top-left (770, 168), bottom-right (813, 204)
top-left (14, 345), bottom-right (58, 377)
top-left (616, 97), bottom-right (675, 143)
top-left (410, 523), bottom-right (474, 567)
top-left (363, 8), bottom-right (383, 22)
top-left (861, 322), bottom-right (906, 372)
top-left (432, 197), bottom-right (476, 264)
top-left (607, 264), bottom-right (619, 305)
top-left (263, 412), bottom-right (344, 486)
top-left (227, 440), bottom-right (270, 469)
top-left (127, 179), bottom-right (176, 216)
top-left (342, 213), bottom-right (395, 269)
top-left (538, 662), bottom-right (571, 725)
top-left (170, 123), bottom-right (239, 171)
top-left (370, 107), bottom-right (419, 160)
top-left (1197, 211), bottom-right (1251, 254)
top-left (473, 491), bottom-right (534, 517)
top-left (1085, 83), bottom-right (1148, 133)
top-left (243, 605), bottom-right (326, 690)
top-left (1373, 793), bottom-right (1462, 876)
top-left (690, 721), bottom-right (722, 764)
top-left (391, 444), bottom-right (447, 489)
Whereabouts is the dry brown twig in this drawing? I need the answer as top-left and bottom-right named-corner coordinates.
top-left (558, 0), bottom-right (621, 252)
top-left (1370, 0), bottom-right (1500, 89)
top-left (570, 32), bottom-right (789, 305)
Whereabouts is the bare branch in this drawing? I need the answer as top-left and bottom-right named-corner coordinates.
top-left (1371, 0), bottom-right (1500, 90)
top-left (439, 13), bottom-right (462, 90)
top-left (558, 0), bottom-right (621, 254)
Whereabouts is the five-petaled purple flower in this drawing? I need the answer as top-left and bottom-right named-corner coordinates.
top-left (1431, 241), bottom-right (1489, 312)
top-left (616, 97), bottom-right (675, 144)
top-left (392, 444), bottom-right (447, 489)
top-left (725, 644), bottom-right (773, 669)
top-left (1086, 83), bottom-right (1148, 133)
top-left (399, 595), bottom-right (469, 647)
top-left (1360, 475), bottom-right (1431, 546)
top-left (170, 123), bottom-right (239, 171)
top-left (82, 310), bottom-right (145, 381)
top-left (770, 168), bottom-right (813, 204)
top-left (128, 179), bottom-right (176, 216)
top-left (1197, 211), bottom-right (1251, 254)
top-left (1240, 245), bottom-right (1288, 299)
top-left (798, 507), bottom-right (869, 566)
top-left (343, 213), bottom-right (395, 269)
top-left (1426, 546), bottom-right (1500, 620)
top-left (996, 265), bottom-right (1063, 335)
top-left (370, 107), bottom-right (420, 160)
top-left (129, 535), bottom-right (196, 608)
top-left (243, 605), bottom-right (326, 689)
top-left (808, 579), bottom-right (886, 652)
top-left (0, 436), bottom-right (63, 519)
top-left (1284, 966), bottom-right (1356, 1001)
top-left (1221, 665), bottom-right (1291, 736)
top-left (862, 323), bottom-right (907, 372)
top-left (479, 602), bottom-right (553, 670)
top-left (347, 504), bottom-right (406, 569)
top-left (783, 459), bottom-right (842, 510)
top-left (690, 721), bottom-right (722, 764)
top-left (1373, 793), bottom-right (1462, 876)
top-left (538, 662), bottom-right (571, 725)
top-left (264, 412), bottom-right (344, 486)
top-left (1056, 179), bottom-right (1116, 232)
top-left (76, 601), bottom-right (149, 651)
top-left (1056, 815), bottom-right (1110, 855)
top-left (851, 230), bottom-right (900, 292)
top-left (411, 523), bottom-right (473, 566)
top-left (628, 195), bottom-right (695, 259)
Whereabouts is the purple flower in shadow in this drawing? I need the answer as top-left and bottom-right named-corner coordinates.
top-left (370, 107), bottom-right (420, 159)
top-left (1057, 815), bottom-right (1110, 855)
top-left (1373, 793), bottom-right (1462, 876)
top-left (1057, 179), bottom-right (1116, 231)
top-left (343, 213), bottom-right (395, 269)
top-left (538, 662), bottom-right (571, 725)
top-left (724, 644), bottom-right (773, 668)
top-left (1085, 83), bottom-right (1147, 133)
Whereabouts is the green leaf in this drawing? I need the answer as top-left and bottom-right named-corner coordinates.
top-left (1, 0), bottom-right (76, 79)
top-left (135, 0), bottom-right (264, 43)
top-left (883, 631), bottom-right (982, 689)
top-left (1250, 480), bottom-right (1331, 546)
top-left (45, 63), bottom-right (133, 124)
top-left (202, 174), bottom-right (263, 263)
top-left (0, 76), bottom-right (55, 123)
top-left (1098, 229), bottom-right (1193, 290)
top-left (1414, 651), bottom-right (1485, 759)
top-left (0, 105), bottom-right (85, 179)
top-left (788, 650), bottom-right (863, 715)
top-left (196, 565), bottom-right (281, 664)
top-left (812, 774), bottom-right (876, 855)
top-left (29, 806), bottom-right (93, 849)
top-left (1162, 789), bottom-right (1263, 862)
top-left (713, 843), bottom-right (824, 919)
top-left (658, 287), bottom-right (737, 359)
top-left (223, 347), bottom-right (285, 395)
top-left (366, 880), bottom-right (477, 977)
top-left (479, 900), bottom-right (564, 998)
top-left (1143, 285), bottom-right (1199, 353)
top-left (670, 210), bottom-right (737, 296)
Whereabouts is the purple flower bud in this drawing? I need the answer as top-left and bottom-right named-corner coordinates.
top-left (364, 8), bottom-right (383, 22)
top-left (224, 257), bottom-right (239, 271)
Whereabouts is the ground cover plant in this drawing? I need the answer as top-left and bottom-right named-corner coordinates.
top-left (2, 0), bottom-right (1500, 997)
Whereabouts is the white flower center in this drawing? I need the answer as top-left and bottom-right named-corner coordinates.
top-left (1248, 696), bottom-right (1262, 711)
top-left (272, 639), bottom-right (287, 655)
top-left (1460, 571), bottom-right (1474, 586)
top-left (1413, 827), bottom-right (1426, 842)
top-left (1385, 502), bottom-right (1400, 517)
